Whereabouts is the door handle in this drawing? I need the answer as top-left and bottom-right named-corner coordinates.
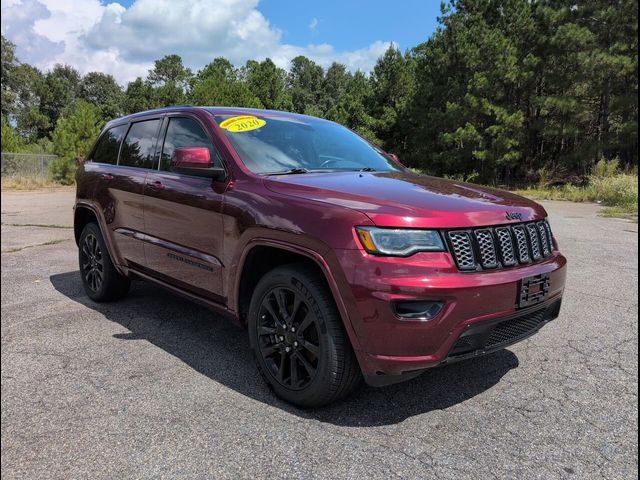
top-left (148, 180), bottom-right (165, 190)
top-left (101, 173), bottom-right (114, 182)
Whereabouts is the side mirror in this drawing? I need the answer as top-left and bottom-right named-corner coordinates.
top-left (170, 147), bottom-right (226, 179)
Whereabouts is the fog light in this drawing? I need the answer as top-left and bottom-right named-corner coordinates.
top-left (392, 300), bottom-right (444, 320)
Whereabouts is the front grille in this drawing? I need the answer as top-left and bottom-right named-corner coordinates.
top-left (447, 300), bottom-right (561, 359)
top-left (485, 308), bottom-right (547, 347)
top-left (446, 220), bottom-right (554, 271)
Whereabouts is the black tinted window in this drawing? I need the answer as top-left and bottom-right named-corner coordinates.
top-left (161, 117), bottom-right (217, 171)
top-left (92, 125), bottom-right (127, 164)
top-left (119, 119), bottom-right (161, 169)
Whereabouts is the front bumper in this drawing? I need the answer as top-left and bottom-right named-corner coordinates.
top-left (330, 248), bottom-right (567, 384)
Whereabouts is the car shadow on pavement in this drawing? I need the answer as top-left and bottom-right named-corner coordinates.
top-left (50, 271), bottom-right (520, 427)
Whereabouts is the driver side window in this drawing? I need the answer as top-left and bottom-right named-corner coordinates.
top-left (160, 117), bottom-right (219, 171)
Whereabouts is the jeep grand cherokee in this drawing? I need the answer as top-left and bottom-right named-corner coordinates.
top-left (74, 106), bottom-right (567, 407)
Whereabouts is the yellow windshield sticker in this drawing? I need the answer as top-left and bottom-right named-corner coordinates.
top-left (219, 115), bottom-right (266, 132)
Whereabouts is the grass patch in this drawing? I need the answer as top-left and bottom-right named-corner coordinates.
top-left (1, 176), bottom-right (66, 190)
top-left (515, 164), bottom-right (638, 220)
top-left (600, 206), bottom-right (638, 222)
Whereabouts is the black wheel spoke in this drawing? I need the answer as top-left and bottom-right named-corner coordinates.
top-left (298, 312), bottom-right (313, 334)
top-left (257, 285), bottom-right (320, 391)
top-left (290, 355), bottom-right (298, 386)
top-left (295, 351), bottom-right (316, 377)
top-left (277, 354), bottom-right (286, 382)
top-left (274, 288), bottom-right (288, 318)
top-left (261, 343), bottom-right (278, 358)
top-left (301, 340), bottom-right (319, 356)
top-left (263, 301), bottom-right (286, 329)
top-left (290, 294), bottom-right (303, 323)
top-left (258, 325), bottom-right (277, 336)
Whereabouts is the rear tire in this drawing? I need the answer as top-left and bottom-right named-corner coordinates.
top-left (79, 222), bottom-right (130, 302)
top-left (248, 263), bottom-right (362, 407)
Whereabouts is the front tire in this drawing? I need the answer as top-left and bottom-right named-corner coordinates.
top-left (248, 264), bottom-right (361, 407)
top-left (79, 222), bottom-right (130, 302)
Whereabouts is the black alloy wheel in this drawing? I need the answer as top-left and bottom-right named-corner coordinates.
top-left (257, 286), bottom-right (321, 390)
top-left (80, 232), bottom-right (104, 293)
top-left (248, 264), bottom-right (362, 407)
top-left (78, 222), bottom-right (130, 302)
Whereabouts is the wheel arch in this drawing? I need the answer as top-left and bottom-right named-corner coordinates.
top-left (234, 239), bottom-right (363, 355)
top-left (74, 202), bottom-right (126, 275)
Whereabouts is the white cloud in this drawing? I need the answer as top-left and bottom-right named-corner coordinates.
top-left (0, 0), bottom-right (393, 85)
top-left (309, 17), bottom-right (319, 31)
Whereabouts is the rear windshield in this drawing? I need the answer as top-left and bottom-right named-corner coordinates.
top-left (212, 114), bottom-right (402, 174)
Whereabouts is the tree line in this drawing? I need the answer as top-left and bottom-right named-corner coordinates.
top-left (1, 0), bottom-right (637, 185)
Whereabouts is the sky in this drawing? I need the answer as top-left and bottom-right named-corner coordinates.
top-left (0, 0), bottom-right (440, 85)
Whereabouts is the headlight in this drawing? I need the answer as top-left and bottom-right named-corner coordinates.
top-left (355, 226), bottom-right (445, 256)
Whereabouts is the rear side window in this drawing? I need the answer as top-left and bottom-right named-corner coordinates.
top-left (160, 117), bottom-right (218, 171)
top-left (91, 125), bottom-right (127, 164)
top-left (119, 119), bottom-right (161, 169)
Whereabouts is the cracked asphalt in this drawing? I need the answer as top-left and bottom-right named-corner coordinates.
top-left (1, 188), bottom-right (638, 479)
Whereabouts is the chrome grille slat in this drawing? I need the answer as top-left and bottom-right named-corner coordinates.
top-left (446, 220), bottom-right (553, 271)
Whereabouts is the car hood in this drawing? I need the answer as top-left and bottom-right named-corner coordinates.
top-left (263, 171), bottom-right (546, 228)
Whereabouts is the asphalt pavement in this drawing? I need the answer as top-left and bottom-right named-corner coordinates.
top-left (1, 188), bottom-right (638, 479)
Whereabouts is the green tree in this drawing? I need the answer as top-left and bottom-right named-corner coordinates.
top-left (154, 81), bottom-right (186, 106)
top-left (320, 62), bottom-right (350, 122)
top-left (39, 64), bottom-right (81, 135)
top-left (189, 58), bottom-right (261, 107)
top-left (1, 35), bottom-right (19, 116)
top-left (10, 64), bottom-right (48, 140)
top-left (50, 100), bottom-right (101, 183)
top-left (405, 1), bottom-right (546, 181)
top-left (288, 56), bottom-right (324, 114)
top-left (342, 71), bottom-right (379, 142)
top-left (370, 45), bottom-right (414, 153)
top-left (244, 58), bottom-right (292, 110)
top-left (1, 36), bottom-right (50, 141)
top-left (123, 77), bottom-right (157, 114)
top-left (79, 72), bottom-right (123, 120)
top-left (147, 54), bottom-right (192, 106)
top-left (148, 54), bottom-right (193, 87)
top-left (1, 115), bottom-right (22, 152)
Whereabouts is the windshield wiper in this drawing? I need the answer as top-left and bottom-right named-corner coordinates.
top-left (267, 167), bottom-right (310, 175)
top-left (359, 167), bottom-right (377, 172)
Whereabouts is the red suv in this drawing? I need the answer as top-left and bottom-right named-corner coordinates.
top-left (74, 107), bottom-right (567, 407)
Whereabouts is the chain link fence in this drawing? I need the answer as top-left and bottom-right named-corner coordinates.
top-left (0, 153), bottom-right (58, 179)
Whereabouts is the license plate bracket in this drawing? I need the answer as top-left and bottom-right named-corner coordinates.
top-left (519, 273), bottom-right (550, 308)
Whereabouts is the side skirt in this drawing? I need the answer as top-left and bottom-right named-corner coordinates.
top-left (128, 267), bottom-right (240, 326)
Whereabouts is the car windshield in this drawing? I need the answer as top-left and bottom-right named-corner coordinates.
top-left (212, 113), bottom-right (403, 174)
